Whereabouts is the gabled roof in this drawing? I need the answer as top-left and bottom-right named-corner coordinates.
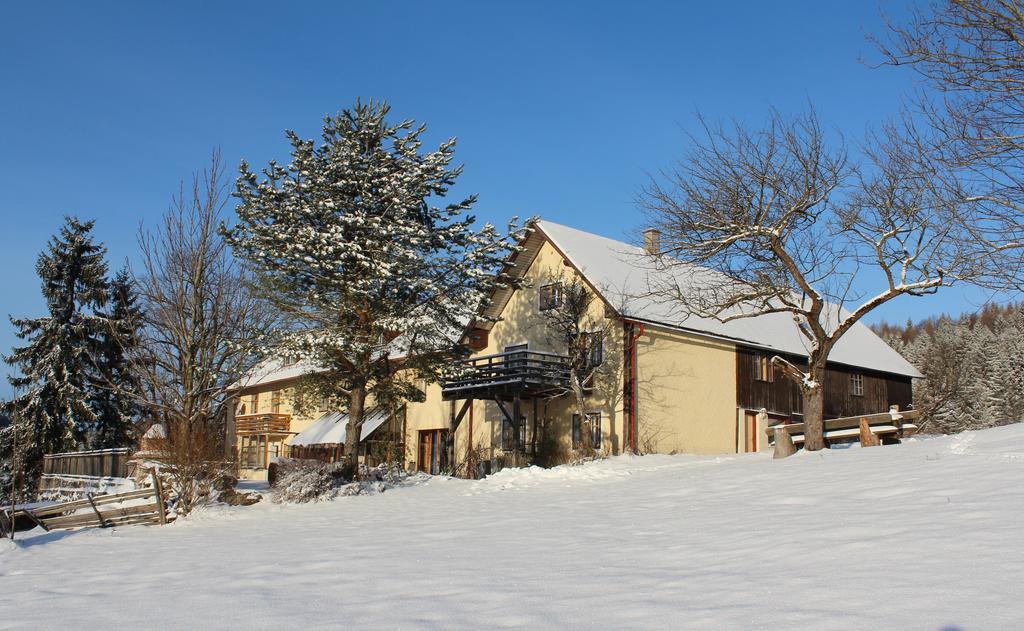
top-left (231, 338), bottom-right (411, 392)
top-left (512, 220), bottom-right (921, 378)
top-left (233, 358), bottom-right (317, 391)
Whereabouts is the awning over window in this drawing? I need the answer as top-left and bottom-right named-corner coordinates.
top-left (290, 406), bottom-right (397, 447)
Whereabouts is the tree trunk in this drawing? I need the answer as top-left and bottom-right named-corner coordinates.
top-left (346, 384), bottom-right (366, 470)
top-left (802, 366), bottom-right (826, 451)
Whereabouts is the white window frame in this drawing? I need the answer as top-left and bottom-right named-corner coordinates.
top-left (851, 372), bottom-right (864, 397)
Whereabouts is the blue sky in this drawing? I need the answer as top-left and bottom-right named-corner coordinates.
top-left (0, 1), bottom-right (999, 396)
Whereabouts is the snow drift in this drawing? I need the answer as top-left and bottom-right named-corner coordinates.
top-left (2, 425), bottom-right (1023, 629)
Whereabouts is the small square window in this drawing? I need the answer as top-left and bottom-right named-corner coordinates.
top-left (588, 333), bottom-right (603, 368)
top-left (851, 372), bottom-right (864, 397)
top-left (502, 416), bottom-right (527, 451)
top-left (572, 413), bottom-right (602, 450)
top-left (576, 332), bottom-right (604, 370)
top-left (753, 353), bottom-right (773, 382)
top-left (539, 283), bottom-right (563, 311)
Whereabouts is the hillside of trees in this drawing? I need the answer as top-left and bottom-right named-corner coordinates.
top-left (873, 303), bottom-right (1024, 434)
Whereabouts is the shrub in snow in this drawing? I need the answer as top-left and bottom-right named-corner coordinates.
top-left (271, 459), bottom-right (350, 503)
top-left (213, 474), bottom-right (261, 506)
top-left (272, 459), bottom-right (421, 503)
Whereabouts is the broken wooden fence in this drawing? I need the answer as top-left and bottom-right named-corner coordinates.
top-left (2, 472), bottom-right (168, 537)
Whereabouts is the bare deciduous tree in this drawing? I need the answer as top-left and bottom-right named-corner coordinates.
top-left (639, 109), bottom-right (991, 451)
top-left (539, 272), bottom-right (608, 460)
top-left (133, 151), bottom-right (272, 512)
top-left (875, 0), bottom-right (1024, 281)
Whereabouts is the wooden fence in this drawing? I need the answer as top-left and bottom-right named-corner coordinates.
top-left (1, 472), bottom-right (168, 537)
top-left (42, 448), bottom-right (132, 478)
top-left (288, 444), bottom-right (344, 463)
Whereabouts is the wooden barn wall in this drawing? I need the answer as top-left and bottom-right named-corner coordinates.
top-left (736, 347), bottom-right (913, 419)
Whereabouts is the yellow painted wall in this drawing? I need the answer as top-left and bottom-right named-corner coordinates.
top-left (234, 380), bottom-right (323, 438)
top-left (402, 379), bottom-right (451, 465)
top-left (234, 237), bottom-right (744, 477)
top-left (634, 326), bottom-right (737, 455)
top-left (423, 239), bottom-right (628, 472)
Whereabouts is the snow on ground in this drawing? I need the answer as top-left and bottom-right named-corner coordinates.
top-left (3, 425), bottom-right (1024, 630)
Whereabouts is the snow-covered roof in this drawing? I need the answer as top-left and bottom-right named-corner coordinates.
top-left (233, 340), bottom-right (413, 392)
top-left (142, 424), bottom-right (167, 439)
top-left (290, 407), bottom-right (395, 446)
top-left (534, 220), bottom-right (922, 378)
top-left (232, 358), bottom-right (318, 390)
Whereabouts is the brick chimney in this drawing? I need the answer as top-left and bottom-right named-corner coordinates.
top-left (643, 228), bottom-right (661, 256)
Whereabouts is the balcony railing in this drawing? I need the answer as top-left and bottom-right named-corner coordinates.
top-left (235, 413), bottom-right (292, 435)
top-left (441, 349), bottom-right (570, 400)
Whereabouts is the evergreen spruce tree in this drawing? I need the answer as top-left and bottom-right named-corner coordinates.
top-left (879, 304), bottom-right (1024, 434)
top-left (225, 100), bottom-right (521, 468)
top-left (89, 268), bottom-right (143, 448)
top-left (2, 217), bottom-right (109, 473)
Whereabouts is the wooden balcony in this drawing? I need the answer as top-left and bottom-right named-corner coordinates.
top-left (235, 413), bottom-right (292, 435)
top-left (441, 349), bottom-right (570, 401)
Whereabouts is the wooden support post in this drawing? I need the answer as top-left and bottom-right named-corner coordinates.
top-left (151, 470), bottom-right (168, 525)
top-left (493, 398), bottom-right (513, 425)
top-left (86, 493), bottom-right (108, 528)
top-left (859, 418), bottom-right (880, 447)
top-left (773, 427), bottom-right (797, 459)
top-left (532, 398), bottom-right (538, 454)
top-left (512, 393), bottom-right (522, 455)
top-left (21, 509), bottom-right (49, 532)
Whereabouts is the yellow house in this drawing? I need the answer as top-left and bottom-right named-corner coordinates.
top-left (227, 220), bottom-right (920, 479)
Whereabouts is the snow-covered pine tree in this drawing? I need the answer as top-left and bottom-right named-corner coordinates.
top-left (2, 217), bottom-right (109, 485)
top-left (877, 303), bottom-right (1024, 433)
top-left (226, 100), bottom-right (521, 468)
top-left (89, 268), bottom-right (143, 449)
top-left (0, 411), bottom-right (35, 505)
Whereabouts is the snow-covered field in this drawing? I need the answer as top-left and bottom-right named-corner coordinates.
top-left (3, 425), bottom-right (1023, 630)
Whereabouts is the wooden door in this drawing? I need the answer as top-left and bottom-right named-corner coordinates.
top-left (418, 431), bottom-right (432, 473)
top-left (744, 412), bottom-right (759, 452)
top-left (418, 429), bottom-right (448, 474)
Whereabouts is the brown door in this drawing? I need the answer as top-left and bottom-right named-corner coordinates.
top-left (745, 412), bottom-right (759, 452)
top-left (418, 431), bottom-right (432, 473)
top-left (418, 429), bottom-right (448, 474)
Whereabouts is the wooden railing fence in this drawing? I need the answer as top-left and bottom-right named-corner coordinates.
top-left (42, 448), bottom-right (132, 478)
